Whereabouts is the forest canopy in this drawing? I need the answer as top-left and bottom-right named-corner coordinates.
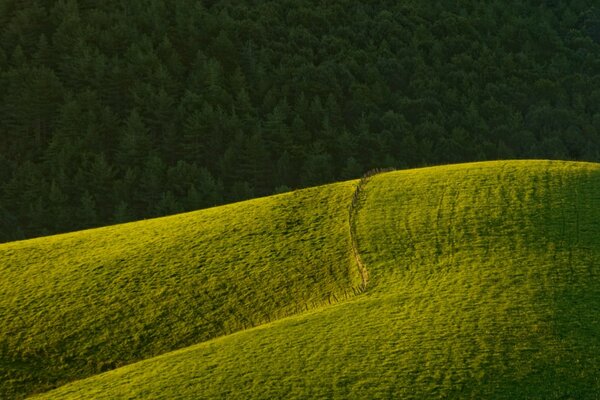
top-left (1, 0), bottom-right (599, 242)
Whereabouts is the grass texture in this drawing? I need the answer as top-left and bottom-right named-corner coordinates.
top-left (0, 181), bottom-right (359, 398)
top-left (3, 160), bottom-right (600, 399)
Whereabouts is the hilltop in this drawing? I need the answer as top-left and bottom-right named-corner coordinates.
top-left (1, 160), bottom-right (599, 399)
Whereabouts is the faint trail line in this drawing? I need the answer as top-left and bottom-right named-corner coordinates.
top-left (348, 168), bottom-right (395, 293)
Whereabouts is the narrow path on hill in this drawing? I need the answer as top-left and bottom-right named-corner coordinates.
top-left (348, 168), bottom-right (394, 293)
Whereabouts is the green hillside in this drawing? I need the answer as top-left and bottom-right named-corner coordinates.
top-left (0, 181), bottom-right (360, 398)
top-left (4, 160), bottom-right (600, 399)
top-left (30, 160), bottom-right (600, 399)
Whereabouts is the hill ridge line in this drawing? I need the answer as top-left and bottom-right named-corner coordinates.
top-left (348, 168), bottom-right (395, 292)
top-left (25, 161), bottom-right (600, 399)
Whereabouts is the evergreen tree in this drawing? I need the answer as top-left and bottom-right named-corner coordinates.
top-left (154, 191), bottom-right (182, 216)
top-left (113, 201), bottom-right (133, 224)
top-left (78, 191), bottom-right (98, 226)
top-left (116, 109), bottom-right (152, 167)
top-left (48, 179), bottom-right (69, 231)
top-left (275, 151), bottom-right (294, 187)
top-left (301, 144), bottom-right (334, 187)
top-left (140, 155), bottom-right (167, 215)
top-left (85, 153), bottom-right (115, 218)
top-left (341, 157), bottom-right (363, 179)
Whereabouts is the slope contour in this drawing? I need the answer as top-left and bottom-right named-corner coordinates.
top-left (33, 160), bottom-right (600, 399)
top-left (0, 181), bottom-right (360, 399)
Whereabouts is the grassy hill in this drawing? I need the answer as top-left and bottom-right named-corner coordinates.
top-left (2, 160), bottom-right (600, 399)
top-left (0, 181), bottom-right (360, 398)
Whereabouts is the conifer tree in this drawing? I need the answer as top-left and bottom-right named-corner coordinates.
top-left (116, 109), bottom-right (152, 167)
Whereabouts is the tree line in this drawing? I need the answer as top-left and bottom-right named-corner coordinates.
top-left (1, 0), bottom-right (599, 242)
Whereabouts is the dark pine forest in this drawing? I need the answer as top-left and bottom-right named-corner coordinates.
top-left (0, 0), bottom-right (599, 242)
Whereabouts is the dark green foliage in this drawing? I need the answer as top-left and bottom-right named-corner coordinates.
top-left (1, 0), bottom-right (600, 241)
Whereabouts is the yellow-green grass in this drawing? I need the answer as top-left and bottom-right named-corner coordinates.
top-left (0, 181), bottom-right (360, 399)
top-left (32, 160), bottom-right (600, 399)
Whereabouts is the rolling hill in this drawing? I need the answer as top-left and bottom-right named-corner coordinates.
top-left (0, 181), bottom-right (360, 398)
top-left (2, 160), bottom-right (600, 399)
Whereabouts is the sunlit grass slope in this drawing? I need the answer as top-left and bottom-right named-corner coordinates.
top-left (0, 181), bottom-right (360, 399)
top-left (36, 160), bottom-right (600, 399)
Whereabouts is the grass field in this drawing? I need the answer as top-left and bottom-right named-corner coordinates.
top-left (2, 160), bottom-right (600, 399)
top-left (0, 181), bottom-right (359, 398)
